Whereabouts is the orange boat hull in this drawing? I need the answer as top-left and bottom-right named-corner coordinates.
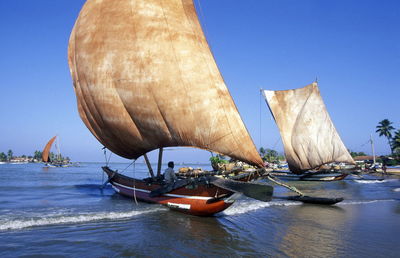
top-left (103, 167), bottom-right (234, 216)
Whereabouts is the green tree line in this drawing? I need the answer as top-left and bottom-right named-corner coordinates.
top-left (0, 150), bottom-right (70, 162)
top-left (258, 147), bottom-right (285, 163)
top-left (0, 150), bottom-right (15, 162)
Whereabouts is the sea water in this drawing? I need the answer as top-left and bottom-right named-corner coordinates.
top-left (0, 163), bottom-right (399, 257)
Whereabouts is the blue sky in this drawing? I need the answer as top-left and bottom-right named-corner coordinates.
top-left (0, 0), bottom-right (398, 163)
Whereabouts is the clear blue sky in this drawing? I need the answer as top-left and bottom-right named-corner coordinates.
top-left (0, 0), bottom-right (398, 163)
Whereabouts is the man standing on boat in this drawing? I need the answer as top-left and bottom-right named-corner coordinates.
top-left (164, 161), bottom-right (177, 185)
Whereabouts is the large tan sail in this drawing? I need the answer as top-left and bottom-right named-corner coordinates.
top-left (42, 136), bottom-right (56, 162)
top-left (68, 0), bottom-right (263, 167)
top-left (263, 82), bottom-right (355, 174)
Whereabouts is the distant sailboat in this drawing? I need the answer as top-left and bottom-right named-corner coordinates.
top-left (262, 82), bottom-right (355, 180)
top-left (42, 136), bottom-right (70, 167)
top-left (42, 136), bottom-right (57, 164)
top-left (68, 0), bottom-right (276, 216)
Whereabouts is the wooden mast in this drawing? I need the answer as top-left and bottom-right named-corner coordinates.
top-left (370, 134), bottom-right (376, 165)
top-left (157, 148), bottom-right (163, 177)
top-left (143, 154), bottom-right (155, 180)
top-left (56, 136), bottom-right (61, 162)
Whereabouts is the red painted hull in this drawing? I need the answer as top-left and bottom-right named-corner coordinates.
top-left (103, 167), bottom-right (234, 216)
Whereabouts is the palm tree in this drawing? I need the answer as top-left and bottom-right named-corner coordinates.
top-left (7, 149), bottom-right (13, 162)
top-left (392, 129), bottom-right (400, 155)
top-left (349, 150), bottom-right (367, 158)
top-left (34, 150), bottom-right (42, 160)
top-left (0, 152), bottom-right (6, 162)
top-left (259, 147), bottom-right (266, 160)
top-left (265, 149), bottom-right (279, 162)
top-left (376, 119), bottom-right (395, 154)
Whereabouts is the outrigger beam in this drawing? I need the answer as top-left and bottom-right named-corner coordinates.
top-left (265, 173), bottom-right (304, 196)
top-left (263, 170), bottom-right (344, 205)
top-left (143, 153), bottom-right (155, 180)
top-left (210, 177), bottom-right (273, 202)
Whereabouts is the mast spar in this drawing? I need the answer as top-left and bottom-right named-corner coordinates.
top-left (56, 136), bottom-right (61, 162)
top-left (370, 134), bottom-right (376, 165)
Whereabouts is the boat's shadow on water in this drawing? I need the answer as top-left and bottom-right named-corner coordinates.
top-left (394, 202), bottom-right (400, 214)
top-left (72, 184), bottom-right (116, 197)
top-left (138, 210), bottom-right (244, 256)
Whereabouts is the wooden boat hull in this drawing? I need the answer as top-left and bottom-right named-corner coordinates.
top-left (103, 167), bottom-right (234, 216)
top-left (45, 163), bottom-right (71, 168)
top-left (385, 167), bottom-right (400, 175)
top-left (271, 171), bottom-right (348, 181)
top-left (285, 195), bottom-right (343, 205)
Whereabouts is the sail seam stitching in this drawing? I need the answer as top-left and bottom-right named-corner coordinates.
top-left (157, 0), bottom-right (194, 144)
top-left (183, 0), bottom-right (242, 160)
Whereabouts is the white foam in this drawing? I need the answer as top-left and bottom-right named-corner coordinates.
top-left (338, 199), bottom-right (395, 205)
top-left (354, 179), bottom-right (386, 184)
top-left (0, 209), bottom-right (159, 231)
top-left (393, 188), bottom-right (400, 192)
top-left (223, 200), bottom-right (300, 216)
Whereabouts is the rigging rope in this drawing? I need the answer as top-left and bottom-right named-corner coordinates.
top-left (360, 138), bottom-right (371, 147)
top-left (121, 160), bottom-right (135, 174)
top-left (107, 152), bottom-right (112, 165)
top-left (132, 159), bottom-right (138, 205)
top-left (259, 88), bottom-right (262, 150)
top-left (196, 0), bottom-right (210, 44)
top-left (102, 148), bottom-right (107, 184)
top-left (103, 147), bottom-right (112, 166)
top-left (272, 137), bottom-right (281, 150)
top-left (102, 147), bottom-right (113, 185)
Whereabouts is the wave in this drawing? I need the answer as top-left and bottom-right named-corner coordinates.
top-left (0, 184), bottom-right (107, 191)
top-left (338, 199), bottom-right (396, 205)
top-left (222, 199), bottom-right (301, 216)
top-left (223, 198), bottom-right (399, 215)
top-left (393, 188), bottom-right (400, 192)
top-left (0, 209), bottom-right (161, 231)
top-left (354, 179), bottom-right (386, 184)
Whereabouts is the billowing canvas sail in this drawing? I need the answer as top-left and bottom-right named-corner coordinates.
top-left (42, 136), bottom-right (56, 162)
top-left (68, 0), bottom-right (263, 167)
top-left (263, 82), bottom-right (355, 174)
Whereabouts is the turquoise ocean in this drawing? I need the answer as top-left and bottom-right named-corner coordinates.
top-left (0, 163), bottom-right (399, 257)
